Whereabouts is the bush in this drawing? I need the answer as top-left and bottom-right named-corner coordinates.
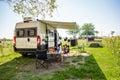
top-left (90, 43), bottom-right (100, 47)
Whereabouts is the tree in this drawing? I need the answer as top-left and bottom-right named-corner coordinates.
top-left (95, 30), bottom-right (99, 37)
top-left (111, 31), bottom-right (115, 36)
top-left (66, 28), bottom-right (80, 35)
top-left (66, 28), bottom-right (81, 38)
top-left (7, 0), bottom-right (57, 18)
top-left (81, 23), bottom-right (95, 38)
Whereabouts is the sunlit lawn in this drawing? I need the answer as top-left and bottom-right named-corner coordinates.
top-left (86, 47), bottom-right (120, 80)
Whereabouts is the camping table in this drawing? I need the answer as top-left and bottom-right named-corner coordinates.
top-left (47, 52), bottom-right (64, 62)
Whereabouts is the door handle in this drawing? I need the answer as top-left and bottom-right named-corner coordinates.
top-left (28, 38), bottom-right (30, 42)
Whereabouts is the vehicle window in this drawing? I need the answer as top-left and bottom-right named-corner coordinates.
top-left (27, 28), bottom-right (36, 37)
top-left (16, 28), bottom-right (36, 37)
top-left (16, 30), bottom-right (24, 37)
top-left (48, 30), bottom-right (54, 37)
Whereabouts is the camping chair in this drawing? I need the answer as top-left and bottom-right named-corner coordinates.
top-left (63, 44), bottom-right (70, 56)
top-left (36, 49), bottom-right (50, 69)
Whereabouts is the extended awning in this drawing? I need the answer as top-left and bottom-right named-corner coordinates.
top-left (38, 20), bottom-right (79, 29)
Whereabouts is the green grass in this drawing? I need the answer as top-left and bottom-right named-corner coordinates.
top-left (86, 47), bottom-right (120, 80)
top-left (0, 53), bottom-right (106, 80)
top-left (46, 55), bottom-right (106, 80)
top-left (72, 55), bottom-right (83, 63)
top-left (60, 39), bottom-right (120, 80)
top-left (0, 56), bottom-right (35, 80)
top-left (0, 45), bottom-right (21, 65)
top-left (0, 39), bottom-right (120, 80)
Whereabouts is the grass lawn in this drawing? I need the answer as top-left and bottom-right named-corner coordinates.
top-left (86, 47), bottom-right (120, 80)
top-left (0, 39), bottom-right (120, 80)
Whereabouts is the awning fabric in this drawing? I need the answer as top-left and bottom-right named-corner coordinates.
top-left (39, 20), bottom-right (79, 29)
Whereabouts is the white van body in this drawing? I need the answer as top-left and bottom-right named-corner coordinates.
top-left (14, 17), bottom-right (59, 56)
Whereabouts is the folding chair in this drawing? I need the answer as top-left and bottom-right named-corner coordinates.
top-left (36, 50), bottom-right (49, 69)
top-left (63, 45), bottom-right (70, 56)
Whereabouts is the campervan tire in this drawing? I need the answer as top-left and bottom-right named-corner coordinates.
top-left (21, 53), bottom-right (28, 57)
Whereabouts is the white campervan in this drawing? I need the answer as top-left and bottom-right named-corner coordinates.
top-left (14, 17), bottom-right (78, 57)
top-left (13, 17), bottom-right (59, 56)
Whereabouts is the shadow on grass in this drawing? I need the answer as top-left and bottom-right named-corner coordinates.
top-left (0, 55), bottom-right (36, 80)
top-left (48, 55), bottom-right (107, 80)
top-left (0, 54), bottom-right (107, 80)
top-left (88, 46), bottom-right (103, 48)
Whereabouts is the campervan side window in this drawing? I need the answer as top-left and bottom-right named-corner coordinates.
top-left (27, 28), bottom-right (37, 37)
top-left (16, 30), bottom-right (24, 37)
top-left (48, 30), bottom-right (54, 37)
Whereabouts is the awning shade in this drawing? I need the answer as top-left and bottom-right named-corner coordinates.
top-left (39, 20), bottom-right (79, 29)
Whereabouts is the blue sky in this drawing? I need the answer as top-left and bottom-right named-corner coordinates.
top-left (0, 0), bottom-right (120, 39)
